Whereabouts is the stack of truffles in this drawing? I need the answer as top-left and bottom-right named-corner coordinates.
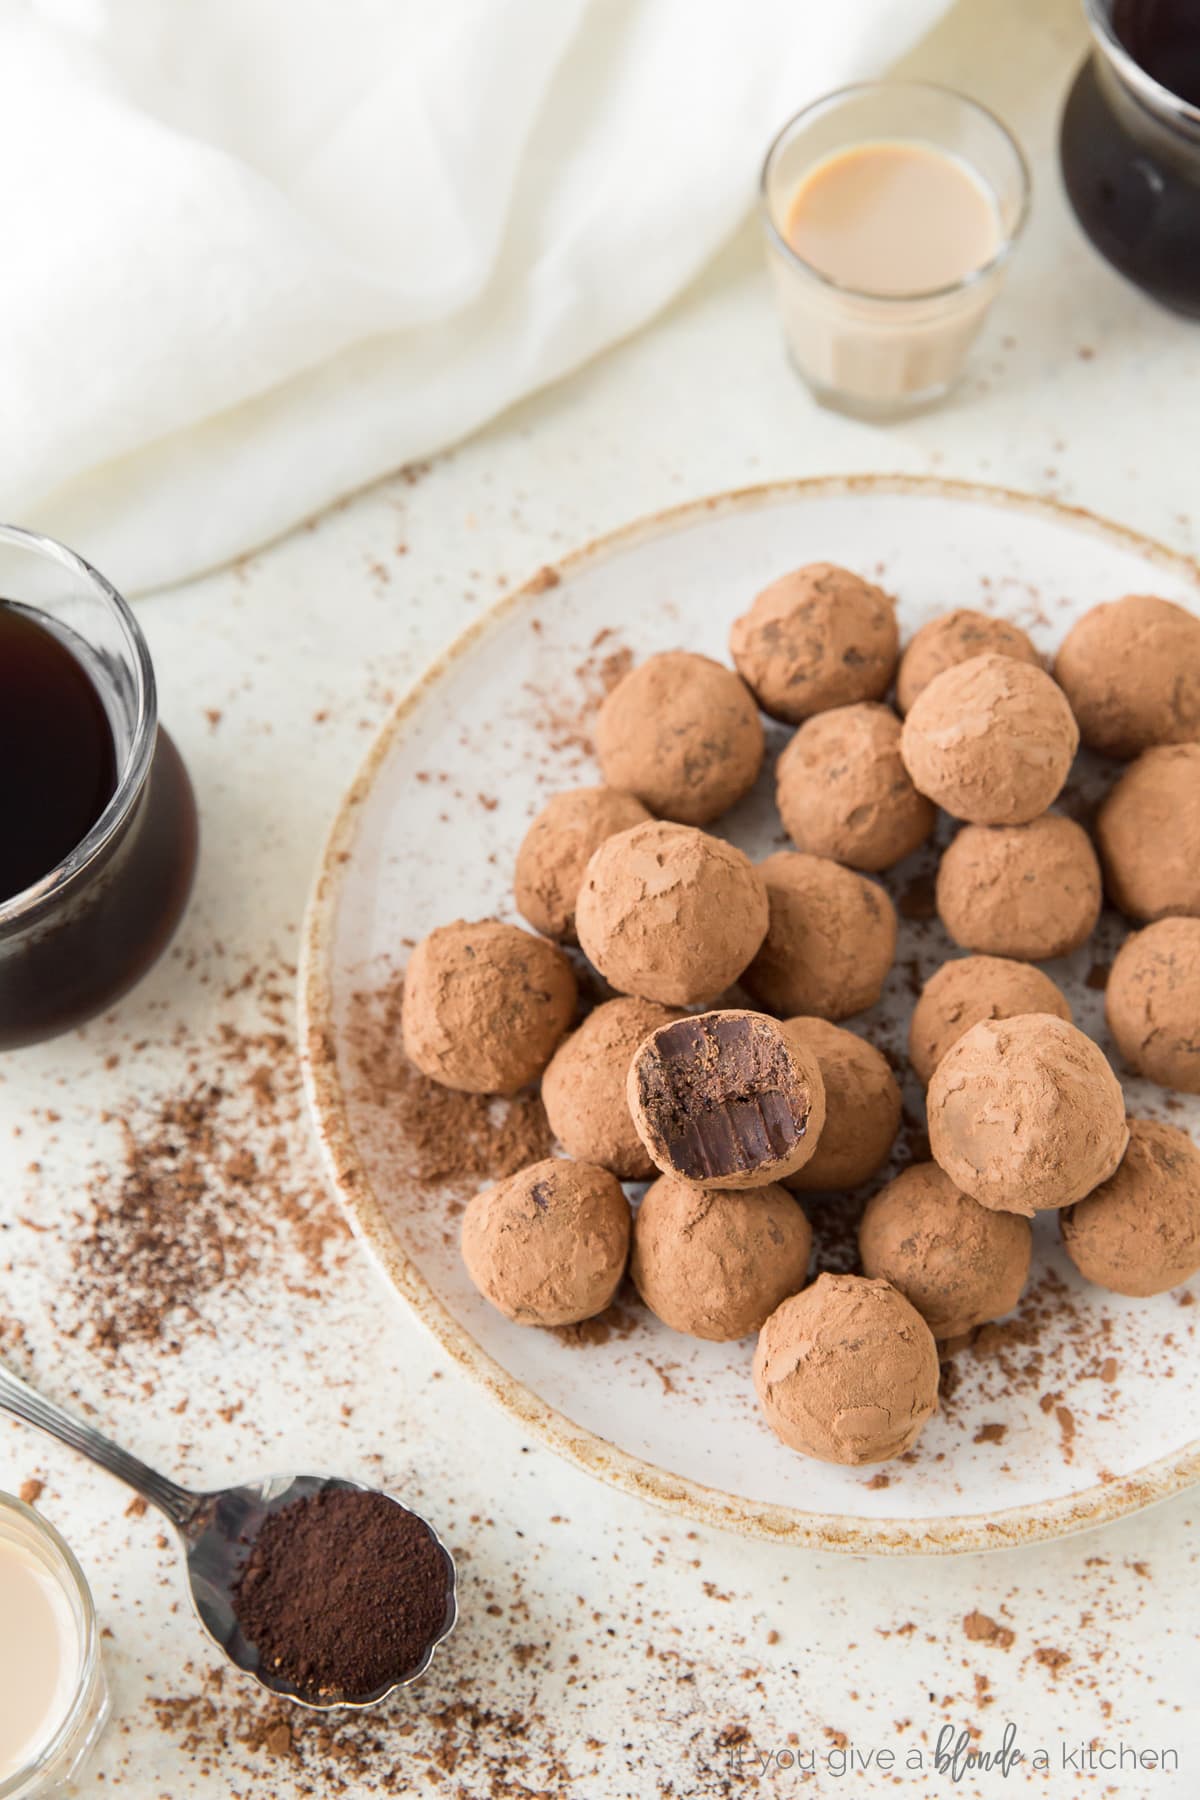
top-left (401, 571), bottom-right (1200, 1469)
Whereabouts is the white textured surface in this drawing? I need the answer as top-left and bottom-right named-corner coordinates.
top-left (2, 0), bottom-right (1200, 1794)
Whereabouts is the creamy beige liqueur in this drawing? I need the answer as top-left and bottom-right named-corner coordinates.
top-left (0, 1535), bottom-right (79, 1776)
top-left (785, 139), bottom-right (1002, 295)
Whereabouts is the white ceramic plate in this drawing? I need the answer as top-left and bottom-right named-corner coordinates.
top-left (300, 475), bottom-right (1200, 1554)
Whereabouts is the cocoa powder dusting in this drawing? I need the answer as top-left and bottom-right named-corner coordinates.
top-left (52, 966), bottom-right (348, 1359)
top-left (344, 972), bottom-right (553, 1192)
top-left (149, 1675), bottom-right (577, 1798)
top-left (522, 629), bottom-right (632, 762)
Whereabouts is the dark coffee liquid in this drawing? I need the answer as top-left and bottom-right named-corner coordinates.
top-left (1114, 0), bottom-right (1200, 106)
top-left (0, 603), bottom-right (198, 1049)
top-left (1060, 1), bottom-right (1200, 316)
top-left (0, 604), bottom-right (119, 898)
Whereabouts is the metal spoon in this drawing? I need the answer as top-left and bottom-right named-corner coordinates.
top-left (0, 1363), bottom-right (457, 1710)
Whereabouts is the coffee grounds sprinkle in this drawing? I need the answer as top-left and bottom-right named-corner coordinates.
top-left (233, 1488), bottom-right (452, 1701)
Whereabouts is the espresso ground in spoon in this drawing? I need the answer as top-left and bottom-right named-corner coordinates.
top-left (232, 1488), bottom-right (452, 1702)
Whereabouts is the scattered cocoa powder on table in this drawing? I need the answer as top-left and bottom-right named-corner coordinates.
top-left (48, 965), bottom-right (347, 1361)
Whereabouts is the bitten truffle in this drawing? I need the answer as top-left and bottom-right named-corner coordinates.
top-left (729, 563), bottom-right (899, 724)
top-left (575, 821), bottom-right (768, 1006)
top-left (742, 852), bottom-right (898, 1021)
top-left (780, 1017), bottom-right (901, 1191)
top-left (1060, 1119), bottom-right (1200, 1297)
top-left (1055, 593), bottom-right (1200, 759)
top-left (900, 654), bottom-right (1078, 825)
top-left (461, 1158), bottom-right (630, 1326)
top-left (1095, 744), bottom-right (1200, 923)
top-left (514, 786), bottom-right (651, 940)
top-left (775, 703), bottom-right (934, 871)
top-left (859, 1162), bottom-right (1032, 1339)
top-left (402, 919), bottom-right (576, 1094)
top-left (752, 1273), bottom-right (939, 1465)
top-left (896, 609), bottom-right (1041, 714)
top-left (626, 1009), bottom-right (826, 1189)
top-left (541, 997), bottom-right (684, 1180)
top-left (632, 1176), bottom-right (812, 1340)
top-left (927, 1014), bottom-right (1129, 1215)
top-left (936, 815), bottom-right (1102, 960)
top-left (595, 651), bottom-right (764, 825)
top-left (907, 955), bottom-right (1073, 1085)
top-left (1106, 917), bottom-right (1200, 1094)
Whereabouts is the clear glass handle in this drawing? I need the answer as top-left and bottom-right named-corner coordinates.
top-left (0, 1362), bottom-right (200, 1530)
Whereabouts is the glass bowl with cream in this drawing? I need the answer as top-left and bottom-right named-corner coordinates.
top-left (0, 1495), bottom-right (109, 1798)
top-left (760, 82), bottom-right (1030, 416)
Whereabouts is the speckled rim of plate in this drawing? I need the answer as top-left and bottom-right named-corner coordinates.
top-left (299, 473), bottom-right (1200, 1556)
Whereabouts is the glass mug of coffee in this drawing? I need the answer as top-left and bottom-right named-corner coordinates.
top-left (0, 525), bottom-right (197, 1050)
top-left (1061, 0), bottom-right (1200, 316)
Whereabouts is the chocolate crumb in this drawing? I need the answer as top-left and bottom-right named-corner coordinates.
top-left (963, 1611), bottom-right (1015, 1649)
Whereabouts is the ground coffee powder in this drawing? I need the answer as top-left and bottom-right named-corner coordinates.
top-left (232, 1487), bottom-right (453, 1702)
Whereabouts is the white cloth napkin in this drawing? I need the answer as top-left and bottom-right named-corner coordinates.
top-left (5, 0), bottom-right (949, 592)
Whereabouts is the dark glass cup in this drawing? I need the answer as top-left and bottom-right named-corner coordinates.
top-left (1061, 0), bottom-right (1200, 317)
top-left (0, 526), bottom-right (197, 1050)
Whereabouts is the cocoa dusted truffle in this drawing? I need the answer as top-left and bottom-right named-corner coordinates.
top-left (626, 1009), bottom-right (826, 1189)
top-left (752, 1273), bottom-right (939, 1465)
top-left (927, 1014), bottom-right (1129, 1215)
top-left (1106, 917), bottom-right (1200, 1094)
top-left (461, 1158), bottom-right (630, 1326)
top-left (775, 703), bottom-right (934, 872)
top-left (514, 786), bottom-right (651, 941)
top-left (780, 1017), bottom-right (901, 1191)
top-left (859, 1162), bottom-right (1032, 1340)
top-left (576, 821), bottom-right (768, 1006)
top-left (742, 852), bottom-right (897, 1021)
top-left (936, 815), bottom-right (1102, 961)
top-left (632, 1176), bottom-right (812, 1340)
top-left (541, 997), bottom-right (684, 1179)
top-left (1095, 744), bottom-right (1200, 923)
top-left (1055, 593), bottom-right (1200, 759)
top-left (1060, 1119), bottom-right (1200, 1297)
top-left (900, 654), bottom-right (1079, 825)
top-left (896, 609), bottom-right (1041, 714)
top-left (907, 955), bottom-right (1073, 1085)
top-left (402, 919), bottom-right (576, 1095)
top-left (595, 651), bottom-right (764, 825)
top-left (729, 563), bottom-right (899, 724)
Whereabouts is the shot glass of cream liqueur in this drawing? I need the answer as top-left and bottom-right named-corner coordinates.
top-left (0, 1492), bottom-right (109, 1796)
top-left (760, 82), bottom-right (1030, 417)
